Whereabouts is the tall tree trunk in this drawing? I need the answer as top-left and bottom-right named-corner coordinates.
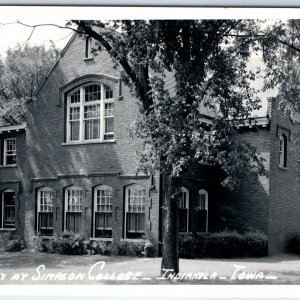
top-left (161, 175), bottom-right (180, 276)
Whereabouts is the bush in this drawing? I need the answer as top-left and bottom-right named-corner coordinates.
top-left (111, 239), bottom-right (155, 257)
top-left (89, 240), bottom-right (112, 255)
top-left (32, 234), bottom-right (50, 253)
top-left (4, 235), bottom-right (24, 252)
top-left (0, 232), bottom-right (24, 252)
top-left (287, 234), bottom-right (300, 254)
top-left (32, 232), bottom-right (155, 257)
top-left (32, 231), bottom-right (89, 255)
top-left (178, 233), bottom-right (208, 258)
top-left (204, 231), bottom-right (244, 258)
top-left (243, 231), bottom-right (268, 257)
top-left (179, 231), bottom-right (268, 258)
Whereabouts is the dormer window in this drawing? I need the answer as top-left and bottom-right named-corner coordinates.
top-left (66, 83), bottom-right (114, 143)
top-left (3, 137), bottom-right (16, 166)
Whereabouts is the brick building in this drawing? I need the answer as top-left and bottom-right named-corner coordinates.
top-left (0, 33), bottom-right (299, 255)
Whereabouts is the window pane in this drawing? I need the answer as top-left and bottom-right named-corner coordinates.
top-left (136, 213), bottom-right (145, 232)
top-left (105, 85), bottom-right (113, 99)
top-left (70, 90), bottom-right (80, 103)
top-left (70, 107), bottom-right (80, 120)
top-left (127, 188), bottom-right (145, 212)
top-left (3, 192), bottom-right (15, 228)
top-left (84, 104), bottom-right (100, 140)
top-left (198, 194), bottom-right (206, 210)
top-left (67, 189), bottom-right (82, 212)
top-left (197, 210), bottom-right (207, 232)
top-left (178, 209), bottom-right (187, 232)
top-left (40, 190), bottom-right (54, 212)
top-left (66, 213), bottom-right (81, 233)
top-left (179, 192), bottom-right (187, 209)
top-left (127, 213), bottom-right (145, 233)
top-left (96, 188), bottom-right (112, 212)
top-left (5, 138), bottom-right (16, 165)
top-left (85, 85), bottom-right (101, 102)
top-left (70, 120), bottom-right (80, 141)
top-left (105, 117), bottom-right (114, 134)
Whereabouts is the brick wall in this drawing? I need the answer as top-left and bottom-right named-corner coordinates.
top-left (20, 34), bottom-right (160, 254)
top-left (268, 97), bottom-right (300, 254)
top-left (0, 131), bottom-right (26, 237)
top-left (218, 126), bottom-right (270, 234)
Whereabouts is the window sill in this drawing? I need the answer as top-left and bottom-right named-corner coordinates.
top-left (278, 165), bottom-right (288, 171)
top-left (0, 164), bottom-right (17, 168)
top-left (62, 140), bottom-right (116, 146)
top-left (84, 57), bottom-right (94, 61)
top-left (0, 228), bottom-right (16, 231)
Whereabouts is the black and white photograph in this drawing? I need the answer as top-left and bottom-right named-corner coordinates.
top-left (1, 6), bottom-right (300, 293)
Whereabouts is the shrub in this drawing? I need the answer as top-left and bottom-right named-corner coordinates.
top-left (4, 235), bottom-right (24, 252)
top-left (89, 240), bottom-right (112, 255)
top-left (111, 239), bottom-right (155, 257)
top-left (178, 233), bottom-right (208, 258)
top-left (32, 234), bottom-right (50, 253)
top-left (0, 232), bottom-right (14, 249)
top-left (243, 231), bottom-right (268, 257)
top-left (32, 231), bottom-right (89, 255)
top-left (32, 232), bottom-right (154, 257)
top-left (287, 234), bottom-right (300, 254)
top-left (143, 240), bottom-right (155, 257)
top-left (179, 231), bottom-right (268, 258)
top-left (204, 231), bottom-right (244, 258)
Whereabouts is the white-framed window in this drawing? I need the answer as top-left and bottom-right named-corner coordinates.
top-left (3, 138), bottom-right (16, 165)
top-left (93, 185), bottom-right (112, 238)
top-left (179, 187), bottom-right (189, 232)
top-left (66, 83), bottom-right (114, 143)
top-left (125, 184), bottom-right (146, 239)
top-left (197, 189), bottom-right (208, 232)
top-left (1, 189), bottom-right (15, 229)
top-left (85, 36), bottom-right (92, 59)
top-left (64, 186), bottom-right (83, 233)
top-left (279, 134), bottom-right (287, 168)
top-left (37, 187), bottom-right (54, 236)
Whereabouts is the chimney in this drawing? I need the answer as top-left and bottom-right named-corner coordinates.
top-left (267, 97), bottom-right (276, 119)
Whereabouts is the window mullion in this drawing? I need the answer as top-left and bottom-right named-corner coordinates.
top-left (80, 87), bottom-right (84, 141)
top-left (3, 139), bottom-right (7, 166)
top-left (67, 96), bottom-right (70, 142)
top-left (100, 84), bottom-right (105, 141)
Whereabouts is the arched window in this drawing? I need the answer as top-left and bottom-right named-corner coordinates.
top-left (178, 187), bottom-right (189, 232)
top-left (279, 134), bottom-right (287, 168)
top-left (197, 189), bottom-right (208, 232)
top-left (1, 189), bottom-right (15, 229)
top-left (66, 83), bottom-right (114, 143)
top-left (64, 186), bottom-right (83, 233)
top-left (125, 184), bottom-right (146, 239)
top-left (93, 185), bottom-right (113, 238)
top-left (37, 187), bottom-right (54, 236)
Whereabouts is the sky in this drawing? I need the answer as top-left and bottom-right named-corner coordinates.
top-left (0, 6), bottom-right (291, 115)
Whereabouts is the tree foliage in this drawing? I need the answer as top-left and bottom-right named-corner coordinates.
top-left (70, 20), bottom-right (267, 189)
top-left (260, 20), bottom-right (300, 112)
top-left (0, 42), bottom-right (59, 125)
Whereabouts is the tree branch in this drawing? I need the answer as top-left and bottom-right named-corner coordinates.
top-left (277, 37), bottom-right (300, 53)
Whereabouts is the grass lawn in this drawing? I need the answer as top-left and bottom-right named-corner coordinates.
top-left (0, 250), bottom-right (300, 284)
